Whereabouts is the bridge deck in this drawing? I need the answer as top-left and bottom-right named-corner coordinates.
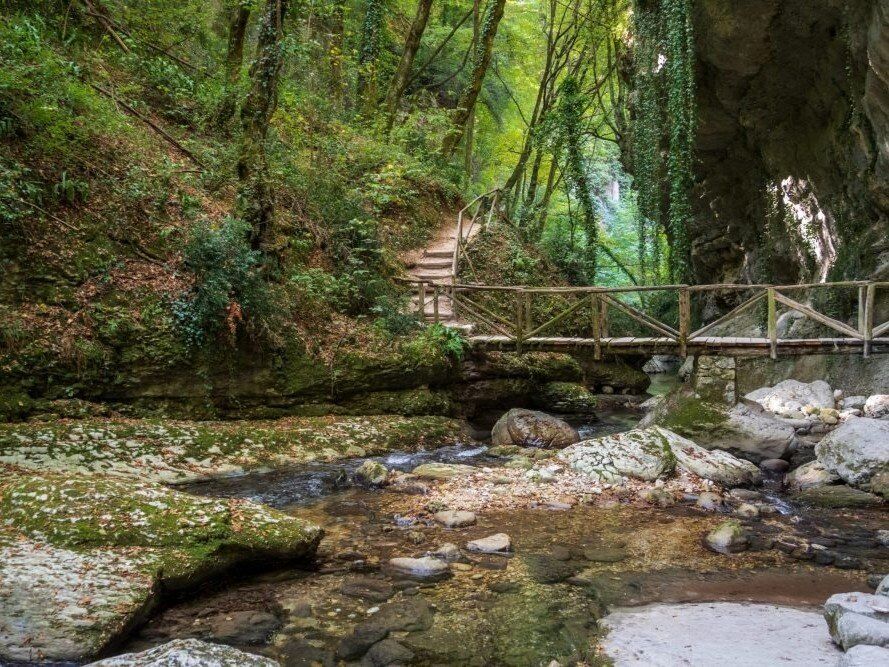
top-left (469, 335), bottom-right (889, 356)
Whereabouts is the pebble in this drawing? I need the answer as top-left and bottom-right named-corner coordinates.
top-left (696, 492), bottom-right (723, 511)
top-left (433, 510), bottom-right (477, 528)
top-left (388, 556), bottom-right (450, 579)
top-left (466, 533), bottom-right (512, 554)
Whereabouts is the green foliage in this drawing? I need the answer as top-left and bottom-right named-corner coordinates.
top-left (173, 218), bottom-right (269, 348)
top-left (412, 323), bottom-right (468, 363)
top-left (632, 0), bottom-right (696, 282)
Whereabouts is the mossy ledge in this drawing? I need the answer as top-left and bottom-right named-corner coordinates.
top-left (0, 466), bottom-right (322, 663)
top-left (0, 415), bottom-right (468, 484)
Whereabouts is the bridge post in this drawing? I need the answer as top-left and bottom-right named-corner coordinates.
top-left (514, 290), bottom-right (525, 354)
top-left (417, 281), bottom-right (426, 318)
top-left (767, 287), bottom-right (777, 359)
top-left (863, 282), bottom-right (875, 358)
top-left (432, 284), bottom-right (440, 324)
top-left (678, 287), bottom-right (690, 358)
top-left (591, 294), bottom-right (601, 360)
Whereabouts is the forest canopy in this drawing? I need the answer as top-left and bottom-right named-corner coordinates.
top-left (0, 0), bottom-right (697, 353)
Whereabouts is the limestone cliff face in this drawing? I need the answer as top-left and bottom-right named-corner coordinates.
top-left (632, 0), bottom-right (889, 288)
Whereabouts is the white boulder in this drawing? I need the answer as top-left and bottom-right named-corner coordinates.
top-left (864, 395), bottom-right (889, 419)
top-left (86, 639), bottom-right (279, 666)
top-left (745, 379), bottom-right (835, 416)
top-left (815, 418), bottom-right (889, 490)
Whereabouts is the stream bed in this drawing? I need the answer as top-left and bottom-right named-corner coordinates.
top-left (115, 407), bottom-right (885, 666)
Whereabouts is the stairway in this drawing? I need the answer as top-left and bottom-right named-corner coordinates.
top-left (405, 231), bottom-right (469, 331)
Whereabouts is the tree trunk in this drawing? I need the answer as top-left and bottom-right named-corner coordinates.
top-left (237, 0), bottom-right (289, 251)
top-left (440, 0), bottom-right (506, 158)
top-left (216, 2), bottom-right (252, 127)
top-left (384, 0), bottom-right (434, 133)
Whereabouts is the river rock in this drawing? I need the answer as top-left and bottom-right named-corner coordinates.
top-left (863, 394), bottom-right (889, 419)
top-left (877, 575), bottom-right (889, 596)
top-left (85, 639), bottom-right (279, 666)
top-left (355, 460), bottom-right (388, 486)
top-left (557, 427), bottom-right (675, 483)
top-left (839, 645), bottom-right (889, 666)
top-left (466, 533), bottom-right (512, 554)
top-left (362, 638), bottom-right (415, 666)
top-left (745, 379), bottom-right (835, 416)
top-left (388, 556), bottom-right (449, 579)
top-left (824, 593), bottom-right (889, 641)
top-left (705, 520), bottom-right (748, 554)
top-left (491, 408), bottom-right (579, 449)
top-left (834, 611), bottom-right (889, 650)
top-left (666, 429), bottom-right (762, 486)
top-left (643, 391), bottom-right (795, 462)
top-left (0, 472), bottom-right (321, 664)
top-left (433, 510), bottom-right (477, 528)
top-left (534, 382), bottom-right (598, 415)
top-left (411, 462), bottom-right (476, 480)
top-left (696, 492), bottom-right (724, 510)
top-left (203, 610), bottom-right (281, 644)
top-left (641, 487), bottom-right (675, 507)
top-left (793, 485), bottom-right (884, 508)
top-left (815, 418), bottom-right (889, 491)
top-left (602, 602), bottom-right (841, 666)
top-left (431, 543), bottom-right (461, 561)
top-left (340, 577), bottom-right (396, 603)
top-left (785, 460), bottom-right (840, 490)
top-left (844, 396), bottom-right (868, 410)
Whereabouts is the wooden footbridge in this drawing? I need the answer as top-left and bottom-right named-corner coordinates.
top-left (401, 190), bottom-right (888, 359)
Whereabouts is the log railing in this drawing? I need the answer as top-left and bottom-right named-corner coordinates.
top-left (397, 279), bottom-right (889, 358)
top-left (452, 188), bottom-right (501, 293)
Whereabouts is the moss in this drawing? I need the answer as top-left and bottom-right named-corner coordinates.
top-left (339, 387), bottom-right (453, 416)
top-left (473, 351), bottom-right (582, 382)
top-left (534, 382), bottom-right (598, 415)
top-left (0, 386), bottom-right (34, 422)
top-left (0, 468), bottom-right (322, 577)
top-left (657, 390), bottom-right (730, 439)
top-left (0, 415), bottom-right (467, 483)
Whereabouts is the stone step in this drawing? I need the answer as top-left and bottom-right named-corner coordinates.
top-left (423, 249), bottom-right (454, 259)
top-left (416, 259), bottom-right (452, 270)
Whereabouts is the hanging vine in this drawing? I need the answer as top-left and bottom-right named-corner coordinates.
top-left (631, 0), bottom-right (696, 282)
top-left (557, 76), bottom-right (599, 281)
top-left (357, 0), bottom-right (384, 113)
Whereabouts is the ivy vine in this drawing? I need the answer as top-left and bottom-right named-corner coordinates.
top-left (632, 0), bottom-right (696, 282)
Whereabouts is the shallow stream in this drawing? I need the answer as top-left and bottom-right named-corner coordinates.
top-left (117, 405), bottom-right (885, 666)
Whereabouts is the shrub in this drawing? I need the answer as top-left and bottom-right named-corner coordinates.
top-left (173, 217), bottom-right (268, 348)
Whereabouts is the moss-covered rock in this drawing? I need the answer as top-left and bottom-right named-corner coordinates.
top-left (467, 351), bottom-right (582, 382)
top-left (0, 467), bottom-right (322, 663)
top-left (534, 382), bottom-right (598, 415)
top-left (0, 416), bottom-right (468, 484)
top-left (641, 388), bottom-right (795, 462)
top-left (338, 387), bottom-right (454, 416)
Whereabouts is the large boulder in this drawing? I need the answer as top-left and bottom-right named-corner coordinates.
top-left (666, 430), bottom-right (762, 487)
top-left (86, 639), bottom-right (279, 666)
top-left (784, 460), bottom-right (840, 491)
top-left (0, 470), bottom-right (322, 664)
top-left (745, 379), bottom-right (835, 417)
top-left (491, 408), bottom-right (579, 449)
top-left (815, 418), bottom-right (889, 494)
top-left (557, 428), bottom-right (675, 483)
top-left (641, 390), bottom-right (795, 462)
top-left (865, 395), bottom-right (889, 419)
top-left (824, 593), bottom-right (889, 646)
top-left (559, 426), bottom-right (760, 486)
